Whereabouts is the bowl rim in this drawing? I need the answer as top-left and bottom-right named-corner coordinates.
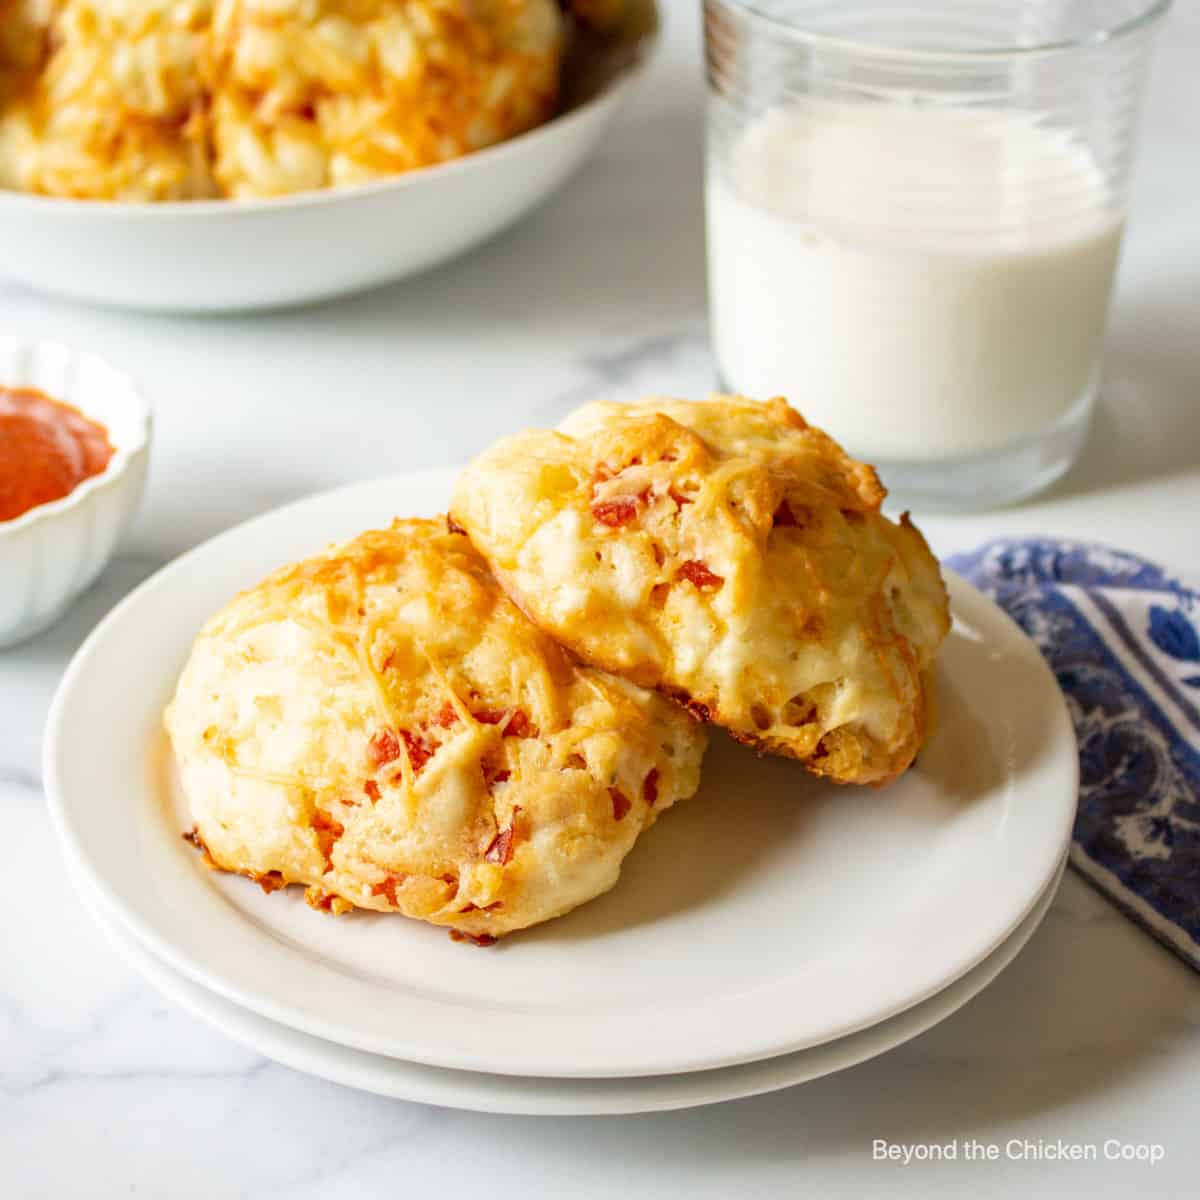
top-left (0, 338), bottom-right (152, 538)
top-left (0, 16), bottom-right (660, 220)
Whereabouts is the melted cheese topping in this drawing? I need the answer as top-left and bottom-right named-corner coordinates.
top-left (0, 1), bottom-right (215, 199)
top-left (452, 395), bottom-right (951, 785)
top-left (165, 518), bottom-right (706, 939)
top-left (208, 0), bottom-right (562, 197)
top-left (0, 0), bottom-right (566, 199)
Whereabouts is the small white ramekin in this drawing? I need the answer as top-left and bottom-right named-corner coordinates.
top-left (0, 338), bottom-right (151, 647)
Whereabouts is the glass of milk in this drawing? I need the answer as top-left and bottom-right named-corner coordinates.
top-left (704, 0), bottom-right (1170, 509)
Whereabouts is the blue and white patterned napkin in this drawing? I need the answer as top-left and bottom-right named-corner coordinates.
top-left (945, 539), bottom-right (1200, 972)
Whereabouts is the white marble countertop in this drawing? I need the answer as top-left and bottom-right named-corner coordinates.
top-left (3, 5), bottom-right (1199, 1197)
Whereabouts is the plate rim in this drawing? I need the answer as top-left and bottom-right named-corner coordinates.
top-left (77, 850), bottom-right (1067, 1115)
top-left (43, 470), bottom-right (1080, 1078)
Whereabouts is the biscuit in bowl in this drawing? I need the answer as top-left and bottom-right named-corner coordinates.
top-left (0, 0), bottom-right (638, 201)
top-left (451, 395), bottom-right (950, 786)
top-left (164, 518), bottom-right (706, 942)
top-left (206, 0), bottom-right (564, 198)
top-left (0, 0), bottom-right (216, 200)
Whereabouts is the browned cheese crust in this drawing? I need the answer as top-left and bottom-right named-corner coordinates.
top-left (165, 518), bottom-right (706, 940)
top-left (452, 395), bottom-right (951, 785)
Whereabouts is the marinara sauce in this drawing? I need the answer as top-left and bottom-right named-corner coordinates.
top-left (0, 386), bottom-right (115, 522)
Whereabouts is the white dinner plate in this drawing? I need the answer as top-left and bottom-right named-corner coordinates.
top-left (78, 853), bottom-right (1066, 1115)
top-left (44, 469), bottom-right (1079, 1078)
top-left (0, 7), bottom-right (657, 312)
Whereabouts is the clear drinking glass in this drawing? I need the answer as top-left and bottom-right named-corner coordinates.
top-left (704, 0), bottom-right (1171, 509)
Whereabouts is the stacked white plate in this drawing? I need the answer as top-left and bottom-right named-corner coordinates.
top-left (45, 471), bottom-right (1078, 1115)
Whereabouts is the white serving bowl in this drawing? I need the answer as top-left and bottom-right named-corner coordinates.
top-left (0, 339), bottom-right (151, 648)
top-left (0, 8), bottom-right (658, 313)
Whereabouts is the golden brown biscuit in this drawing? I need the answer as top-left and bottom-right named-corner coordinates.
top-left (165, 518), bottom-right (705, 941)
top-left (0, 0), bottom-right (567, 200)
top-left (207, 0), bottom-right (563, 197)
top-left (452, 395), bottom-right (950, 785)
top-left (0, 0), bottom-right (216, 200)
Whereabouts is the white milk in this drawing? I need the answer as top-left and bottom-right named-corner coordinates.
top-left (706, 102), bottom-right (1124, 463)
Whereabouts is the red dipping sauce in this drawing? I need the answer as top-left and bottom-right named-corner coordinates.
top-left (0, 386), bottom-right (115, 522)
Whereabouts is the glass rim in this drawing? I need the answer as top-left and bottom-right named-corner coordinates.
top-left (710, 0), bottom-right (1173, 60)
